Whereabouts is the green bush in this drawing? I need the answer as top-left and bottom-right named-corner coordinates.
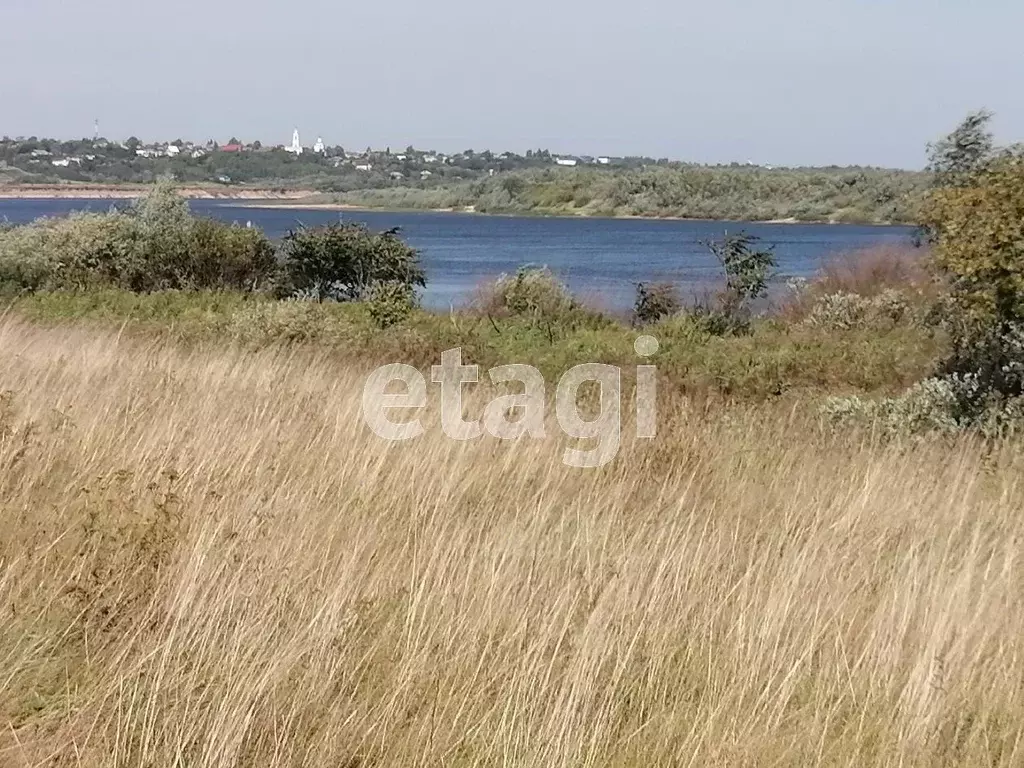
top-left (702, 232), bottom-right (777, 316)
top-left (804, 290), bottom-right (910, 331)
top-left (821, 377), bottom-right (966, 437)
top-left (367, 281), bottom-right (419, 329)
top-left (279, 223), bottom-right (425, 303)
top-left (633, 281), bottom-right (681, 326)
top-left (923, 150), bottom-right (1024, 325)
top-left (486, 266), bottom-right (578, 322)
top-left (224, 299), bottom-right (335, 344)
top-left (823, 112), bottom-right (1024, 439)
top-left (0, 182), bottom-right (277, 293)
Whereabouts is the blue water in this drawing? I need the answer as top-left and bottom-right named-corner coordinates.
top-left (0, 198), bottom-right (916, 310)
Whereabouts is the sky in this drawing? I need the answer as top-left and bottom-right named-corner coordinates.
top-left (2, 0), bottom-right (1022, 169)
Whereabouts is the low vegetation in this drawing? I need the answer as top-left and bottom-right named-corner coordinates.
top-left (3, 111), bottom-right (1024, 765)
top-left (3, 321), bottom-right (1024, 766)
top-left (306, 163), bottom-right (927, 223)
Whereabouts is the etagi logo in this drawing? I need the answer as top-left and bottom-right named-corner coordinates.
top-left (361, 336), bottom-right (660, 468)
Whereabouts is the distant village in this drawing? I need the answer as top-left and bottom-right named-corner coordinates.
top-left (0, 127), bottom-right (653, 188)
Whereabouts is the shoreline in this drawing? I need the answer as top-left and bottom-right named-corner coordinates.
top-left (0, 184), bottom-right (909, 227)
top-left (0, 184), bottom-right (313, 201)
top-left (237, 202), bottom-right (901, 227)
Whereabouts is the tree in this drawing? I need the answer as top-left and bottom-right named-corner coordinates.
top-left (926, 110), bottom-right (994, 188)
top-left (702, 232), bottom-right (777, 314)
top-left (920, 111), bottom-right (1024, 413)
top-left (279, 223), bottom-right (426, 302)
top-left (923, 150), bottom-right (1024, 325)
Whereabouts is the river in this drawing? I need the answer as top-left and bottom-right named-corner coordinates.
top-left (0, 199), bottom-right (916, 310)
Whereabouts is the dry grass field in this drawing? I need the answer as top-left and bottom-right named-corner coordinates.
top-left (2, 318), bottom-right (1023, 766)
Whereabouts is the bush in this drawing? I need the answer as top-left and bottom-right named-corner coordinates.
top-left (279, 223), bottom-right (426, 303)
top-left (821, 377), bottom-right (966, 437)
top-left (702, 231), bottom-right (777, 315)
top-left (825, 113), bottom-right (1024, 439)
top-left (923, 150), bottom-right (1024, 325)
top-left (485, 266), bottom-right (578, 322)
top-left (822, 322), bottom-right (1024, 439)
top-left (366, 281), bottom-right (419, 329)
top-left (633, 281), bottom-right (681, 325)
top-left (0, 182), bottom-right (278, 293)
top-left (224, 299), bottom-right (334, 344)
top-left (803, 289), bottom-right (910, 331)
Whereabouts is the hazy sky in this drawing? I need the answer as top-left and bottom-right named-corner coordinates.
top-left (2, 0), bottom-right (1021, 168)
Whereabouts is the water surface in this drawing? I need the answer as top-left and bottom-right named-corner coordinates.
top-left (0, 199), bottom-right (916, 310)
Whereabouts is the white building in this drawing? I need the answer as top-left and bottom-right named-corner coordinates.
top-left (165, 145), bottom-right (181, 157)
top-left (313, 136), bottom-right (325, 154)
top-left (597, 157), bottom-right (611, 165)
top-left (555, 157), bottom-right (578, 167)
top-left (355, 163), bottom-right (373, 172)
top-left (285, 128), bottom-right (303, 155)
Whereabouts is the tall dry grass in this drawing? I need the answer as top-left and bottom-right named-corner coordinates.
top-left (813, 245), bottom-right (933, 298)
top-left (2, 319), bottom-right (1023, 766)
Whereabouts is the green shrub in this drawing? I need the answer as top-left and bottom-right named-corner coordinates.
top-left (367, 281), bottom-right (419, 329)
top-left (224, 299), bottom-right (335, 344)
top-left (923, 150), bottom-right (1024, 325)
top-left (702, 232), bottom-right (777, 316)
top-left (821, 377), bottom-right (966, 437)
top-left (633, 281), bottom-right (681, 326)
top-left (804, 290), bottom-right (910, 331)
top-left (279, 223), bottom-right (425, 302)
top-left (822, 323), bottom-right (1024, 438)
top-left (0, 182), bottom-right (278, 293)
top-left (487, 266), bottom-right (578, 322)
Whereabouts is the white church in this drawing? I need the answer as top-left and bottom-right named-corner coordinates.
top-left (284, 129), bottom-right (326, 155)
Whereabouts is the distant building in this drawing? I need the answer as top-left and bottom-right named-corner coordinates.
top-left (285, 128), bottom-right (303, 155)
top-left (165, 145), bottom-right (181, 157)
top-left (555, 157), bottom-right (578, 167)
top-left (597, 157), bottom-right (611, 165)
top-left (313, 136), bottom-right (326, 154)
top-left (355, 163), bottom-right (373, 172)
top-left (390, 171), bottom-right (404, 180)
top-left (420, 170), bottom-right (433, 179)
top-left (220, 144), bottom-right (244, 153)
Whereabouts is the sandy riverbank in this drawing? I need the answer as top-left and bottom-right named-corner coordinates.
top-left (239, 202), bottom-right (838, 225)
top-left (0, 185), bottom-right (895, 226)
top-left (0, 184), bottom-right (315, 201)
